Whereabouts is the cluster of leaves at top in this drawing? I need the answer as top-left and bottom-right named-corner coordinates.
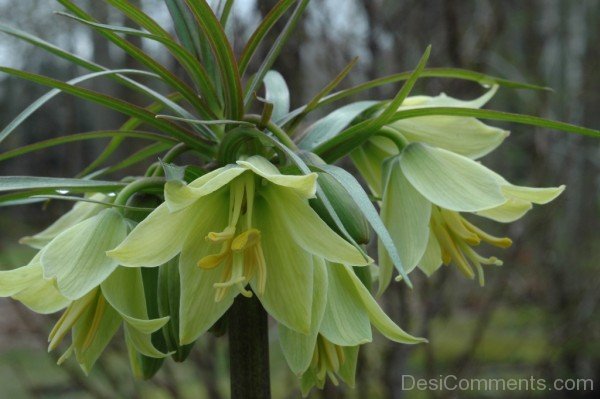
top-left (0, 0), bottom-right (597, 395)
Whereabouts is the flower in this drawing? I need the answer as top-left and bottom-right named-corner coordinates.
top-left (278, 258), bottom-right (425, 394)
top-left (374, 143), bottom-right (564, 289)
top-left (0, 201), bottom-right (168, 373)
top-left (108, 155), bottom-right (371, 344)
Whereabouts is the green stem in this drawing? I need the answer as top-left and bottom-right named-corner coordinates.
top-left (228, 294), bottom-right (271, 399)
top-left (376, 126), bottom-right (409, 151)
top-left (113, 177), bottom-right (165, 206)
top-left (243, 114), bottom-right (299, 150)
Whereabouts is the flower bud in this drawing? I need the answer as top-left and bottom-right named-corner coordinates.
top-left (310, 173), bottom-right (371, 245)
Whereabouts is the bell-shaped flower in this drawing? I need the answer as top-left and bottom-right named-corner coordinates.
top-left (377, 144), bottom-right (564, 288)
top-left (277, 258), bottom-right (425, 394)
top-left (0, 254), bottom-right (169, 373)
top-left (352, 87), bottom-right (508, 197)
top-left (108, 155), bottom-right (371, 344)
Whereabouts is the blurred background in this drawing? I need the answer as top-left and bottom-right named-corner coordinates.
top-left (0, 0), bottom-right (598, 398)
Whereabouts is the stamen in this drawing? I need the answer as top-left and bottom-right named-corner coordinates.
top-left (231, 229), bottom-right (261, 251)
top-left (82, 295), bottom-right (107, 350)
top-left (206, 226), bottom-right (236, 242)
top-left (432, 222), bottom-right (475, 279)
top-left (198, 252), bottom-right (229, 269)
top-left (440, 209), bottom-right (480, 245)
top-left (462, 219), bottom-right (512, 248)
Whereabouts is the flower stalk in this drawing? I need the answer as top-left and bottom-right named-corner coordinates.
top-left (228, 293), bottom-right (271, 399)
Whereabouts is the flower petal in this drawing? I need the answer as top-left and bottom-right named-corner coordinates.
top-left (279, 256), bottom-right (328, 375)
top-left (418, 232), bottom-right (443, 276)
top-left (475, 198), bottom-right (533, 223)
top-left (400, 143), bottom-right (506, 212)
top-left (19, 194), bottom-right (107, 249)
top-left (253, 195), bottom-right (314, 334)
top-left (238, 155), bottom-right (318, 199)
top-left (501, 184), bottom-right (565, 204)
top-left (124, 324), bottom-right (168, 358)
top-left (350, 137), bottom-right (396, 197)
top-left (319, 263), bottom-right (372, 346)
top-left (164, 165), bottom-right (246, 212)
top-left (392, 116), bottom-right (508, 159)
top-left (72, 294), bottom-right (121, 374)
top-left (178, 191), bottom-right (234, 344)
top-left (0, 254), bottom-right (43, 296)
top-left (263, 186), bottom-right (370, 266)
top-left (108, 202), bottom-right (199, 267)
top-left (379, 159), bottom-right (431, 288)
top-left (338, 346), bottom-right (359, 387)
top-left (339, 264), bottom-right (425, 344)
top-left (41, 208), bottom-right (127, 300)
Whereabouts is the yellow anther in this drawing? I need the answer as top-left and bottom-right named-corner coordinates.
top-left (231, 228), bottom-right (261, 251)
top-left (206, 226), bottom-right (236, 242)
top-left (198, 253), bottom-right (228, 269)
top-left (462, 219), bottom-right (512, 248)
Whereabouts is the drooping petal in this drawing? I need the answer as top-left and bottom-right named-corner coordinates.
top-left (179, 191), bottom-right (234, 344)
top-left (164, 165), bottom-right (246, 212)
top-left (400, 143), bottom-right (506, 212)
top-left (392, 117), bottom-right (508, 159)
top-left (124, 324), bottom-right (169, 358)
top-left (19, 194), bottom-right (107, 249)
top-left (279, 256), bottom-right (328, 375)
top-left (379, 158), bottom-right (432, 289)
top-left (418, 232), bottom-right (443, 276)
top-left (339, 264), bottom-right (425, 344)
top-left (100, 267), bottom-right (169, 334)
top-left (501, 184), bottom-right (565, 204)
top-left (108, 202), bottom-right (200, 267)
top-left (72, 294), bottom-right (121, 374)
top-left (41, 208), bottom-right (127, 300)
top-left (262, 186), bottom-right (370, 266)
top-left (238, 156), bottom-right (318, 199)
top-left (0, 254), bottom-right (43, 296)
top-left (475, 198), bottom-right (533, 223)
top-left (338, 346), bottom-right (360, 388)
top-left (401, 85), bottom-right (498, 109)
top-left (319, 263), bottom-right (372, 346)
top-left (253, 195), bottom-right (314, 334)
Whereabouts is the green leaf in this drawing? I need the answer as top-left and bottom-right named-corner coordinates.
top-left (0, 130), bottom-right (175, 163)
top-left (184, 0), bottom-right (243, 119)
top-left (313, 45), bottom-right (431, 162)
top-left (309, 161), bottom-right (413, 287)
top-left (263, 70), bottom-right (290, 122)
top-left (0, 176), bottom-right (124, 193)
top-left (56, 0), bottom-right (209, 117)
top-left (41, 209), bottom-right (128, 300)
top-left (58, 9), bottom-right (220, 116)
top-left (0, 67), bottom-right (215, 152)
top-left (238, 0), bottom-right (296, 75)
top-left (281, 67), bottom-right (550, 125)
top-left (164, 0), bottom-right (203, 58)
top-left (243, 0), bottom-right (310, 107)
top-left (298, 101), bottom-right (378, 150)
top-left (389, 107), bottom-right (600, 138)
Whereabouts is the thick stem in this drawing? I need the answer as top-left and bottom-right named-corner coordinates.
top-left (228, 294), bottom-right (271, 399)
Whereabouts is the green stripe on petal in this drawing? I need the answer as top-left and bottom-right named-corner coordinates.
top-left (238, 155), bottom-right (318, 199)
top-left (165, 166), bottom-right (246, 212)
top-left (379, 158), bottom-right (431, 291)
top-left (340, 264), bottom-right (426, 344)
top-left (400, 143), bottom-right (506, 212)
top-left (279, 256), bottom-right (328, 375)
top-left (42, 208), bottom-right (127, 300)
top-left (263, 186), bottom-right (370, 266)
top-left (253, 195), bottom-right (314, 334)
top-left (178, 191), bottom-right (234, 344)
top-left (108, 202), bottom-right (199, 267)
top-left (320, 263), bottom-right (372, 346)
